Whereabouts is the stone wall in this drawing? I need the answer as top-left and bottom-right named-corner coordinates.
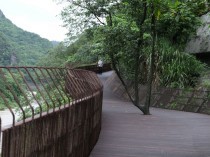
top-left (106, 72), bottom-right (210, 115)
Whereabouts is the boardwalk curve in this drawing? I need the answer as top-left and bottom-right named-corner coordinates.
top-left (90, 71), bottom-right (210, 157)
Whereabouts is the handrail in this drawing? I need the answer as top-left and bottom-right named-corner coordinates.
top-left (0, 66), bottom-right (103, 157)
top-left (73, 63), bottom-right (112, 73)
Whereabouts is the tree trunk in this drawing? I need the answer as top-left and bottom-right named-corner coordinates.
top-left (144, 2), bottom-right (156, 115)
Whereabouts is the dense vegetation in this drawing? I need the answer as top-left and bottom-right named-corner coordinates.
top-left (0, 10), bottom-right (54, 66)
top-left (1, 1), bottom-right (209, 114)
top-left (39, 0), bottom-right (210, 114)
top-left (38, 28), bottom-right (106, 67)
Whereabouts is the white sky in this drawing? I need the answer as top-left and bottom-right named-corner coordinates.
top-left (0, 0), bottom-right (68, 41)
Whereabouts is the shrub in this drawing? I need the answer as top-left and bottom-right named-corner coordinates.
top-left (156, 39), bottom-right (205, 88)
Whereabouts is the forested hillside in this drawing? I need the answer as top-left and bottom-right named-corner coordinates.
top-left (0, 10), bottom-right (54, 66)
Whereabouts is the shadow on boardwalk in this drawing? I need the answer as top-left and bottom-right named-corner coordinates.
top-left (90, 71), bottom-right (210, 157)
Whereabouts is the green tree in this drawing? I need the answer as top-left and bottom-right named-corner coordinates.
top-left (0, 32), bottom-right (12, 65)
top-left (0, 70), bottom-right (22, 110)
top-left (38, 42), bottom-right (67, 67)
top-left (157, 1), bottom-right (200, 43)
top-left (58, 0), bottom-right (155, 114)
top-left (58, 0), bottom-right (206, 114)
top-left (65, 30), bottom-right (100, 65)
top-left (38, 31), bottom-right (103, 67)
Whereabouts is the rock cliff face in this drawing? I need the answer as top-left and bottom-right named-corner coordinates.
top-left (185, 12), bottom-right (210, 54)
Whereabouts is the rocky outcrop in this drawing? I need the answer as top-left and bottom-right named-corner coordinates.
top-left (185, 12), bottom-right (210, 54)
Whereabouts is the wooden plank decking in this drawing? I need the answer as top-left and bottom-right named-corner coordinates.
top-left (90, 72), bottom-right (210, 157)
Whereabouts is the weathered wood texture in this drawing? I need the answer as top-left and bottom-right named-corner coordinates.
top-left (0, 67), bottom-right (103, 157)
top-left (90, 72), bottom-right (210, 157)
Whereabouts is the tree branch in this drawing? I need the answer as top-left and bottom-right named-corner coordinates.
top-left (109, 51), bottom-right (135, 104)
top-left (137, 1), bottom-right (148, 27)
top-left (108, 12), bottom-right (113, 26)
top-left (93, 14), bottom-right (106, 25)
top-left (144, 2), bottom-right (156, 115)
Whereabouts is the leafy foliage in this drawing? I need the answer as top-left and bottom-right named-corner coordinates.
top-left (0, 72), bottom-right (23, 110)
top-left (0, 32), bottom-right (13, 65)
top-left (156, 39), bottom-right (205, 88)
top-left (157, 2), bottom-right (200, 43)
top-left (54, 0), bottom-right (208, 114)
top-left (39, 29), bottom-right (107, 67)
top-left (38, 43), bottom-right (68, 67)
top-left (65, 30), bottom-right (99, 64)
top-left (184, 0), bottom-right (210, 16)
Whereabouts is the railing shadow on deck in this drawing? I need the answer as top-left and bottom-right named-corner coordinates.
top-left (0, 66), bottom-right (103, 157)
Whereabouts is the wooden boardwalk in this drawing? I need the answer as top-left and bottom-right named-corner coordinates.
top-left (90, 72), bottom-right (210, 157)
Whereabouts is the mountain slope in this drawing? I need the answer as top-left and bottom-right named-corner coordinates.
top-left (0, 10), bottom-right (54, 66)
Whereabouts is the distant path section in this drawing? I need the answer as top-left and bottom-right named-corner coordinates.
top-left (90, 71), bottom-right (210, 157)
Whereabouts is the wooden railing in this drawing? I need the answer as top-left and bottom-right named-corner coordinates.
top-left (77, 63), bottom-right (112, 73)
top-left (0, 67), bottom-right (103, 157)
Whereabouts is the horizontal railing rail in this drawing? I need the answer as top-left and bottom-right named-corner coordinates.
top-left (0, 66), bottom-right (103, 157)
top-left (74, 63), bottom-right (112, 73)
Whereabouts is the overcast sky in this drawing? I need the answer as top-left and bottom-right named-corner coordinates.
top-left (0, 0), bottom-right (68, 41)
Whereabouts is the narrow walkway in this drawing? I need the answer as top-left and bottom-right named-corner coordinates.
top-left (90, 72), bottom-right (210, 157)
